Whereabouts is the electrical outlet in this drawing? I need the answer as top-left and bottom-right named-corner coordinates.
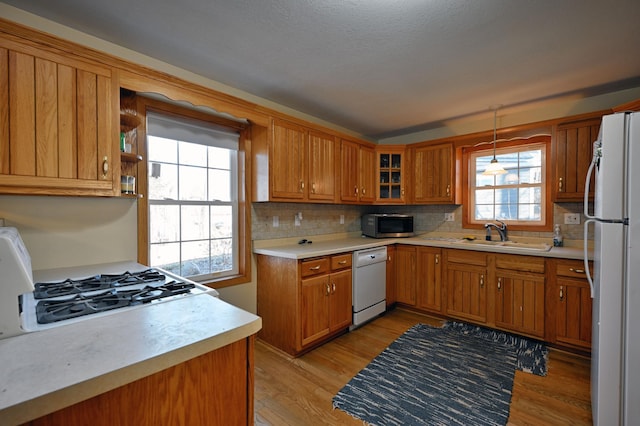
top-left (444, 213), bottom-right (455, 222)
top-left (339, 214), bottom-right (345, 224)
top-left (294, 216), bottom-right (301, 227)
top-left (564, 213), bottom-right (581, 225)
top-left (272, 216), bottom-right (279, 227)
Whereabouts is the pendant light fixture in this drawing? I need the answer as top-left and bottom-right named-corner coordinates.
top-left (483, 105), bottom-right (507, 175)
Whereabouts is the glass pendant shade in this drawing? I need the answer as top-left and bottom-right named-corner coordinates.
top-left (483, 157), bottom-right (507, 175)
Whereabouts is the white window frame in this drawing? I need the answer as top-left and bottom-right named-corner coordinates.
top-left (146, 111), bottom-right (240, 282)
top-left (468, 140), bottom-right (548, 227)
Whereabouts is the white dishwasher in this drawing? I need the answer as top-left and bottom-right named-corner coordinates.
top-left (351, 246), bottom-right (387, 329)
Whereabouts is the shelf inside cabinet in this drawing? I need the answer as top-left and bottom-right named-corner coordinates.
top-left (121, 152), bottom-right (143, 163)
top-left (120, 112), bottom-right (140, 133)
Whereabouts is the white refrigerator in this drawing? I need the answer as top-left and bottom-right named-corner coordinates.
top-left (584, 111), bottom-right (640, 425)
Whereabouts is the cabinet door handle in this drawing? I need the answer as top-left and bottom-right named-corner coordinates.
top-left (102, 156), bottom-right (109, 177)
top-left (325, 283), bottom-right (331, 296)
top-left (559, 285), bottom-right (564, 301)
top-left (497, 277), bottom-right (502, 291)
top-left (354, 186), bottom-right (358, 195)
top-left (361, 187), bottom-right (366, 195)
top-left (332, 282), bottom-right (336, 293)
top-left (300, 181), bottom-right (305, 191)
top-left (435, 254), bottom-right (439, 264)
top-left (480, 274), bottom-right (484, 288)
top-left (558, 177), bottom-right (563, 192)
top-left (401, 188), bottom-right (405, 196)
top-left (569, 268), bottom-right (585, 274)
top-left (309, 265), bottom-right (321, 271)
top-left (311, 182), bottom-right (316, 194)
top-left (446, 184), bottom-right (451, 196)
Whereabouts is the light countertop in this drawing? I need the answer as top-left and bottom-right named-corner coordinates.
top-left (253, 232), bottom-right (591, 261)
top-left (0, 264), bottom-right (261, 425)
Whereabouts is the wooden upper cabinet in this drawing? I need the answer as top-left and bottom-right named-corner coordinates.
top-left (339, 139), bottom-right (375, 203)
top-left (253, 118), bottom-right (337, 202)
top-left (411, 143), bottom-right (455, 204)
top-left (307, 129), bottom-right (337, 202)
top-left (0, 39), bottom-right (118, 196)
top-left (376, 146), bottom-right (406, 203)
top-left (553, 117), bottom-right (601, 202)
top-left (270, 119), bottom-right (307, 200)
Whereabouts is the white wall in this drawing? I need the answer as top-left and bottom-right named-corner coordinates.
top-left (0, 195), bottom-right (138, 270)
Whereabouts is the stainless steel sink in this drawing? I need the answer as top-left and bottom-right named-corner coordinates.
top-left (459, 239), bottom-right (551, 251)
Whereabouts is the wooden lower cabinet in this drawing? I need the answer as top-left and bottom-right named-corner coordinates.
top-left (550, 259), bottom-right (593, 350)
top-left (394, 245), bottom-right (442, 314)
top-left (417, 247), bottom-right (442, 313)
top-left (395, 245), bottom-right (417, 306)
top-left (28, 337), bottom-right (255, 426)
top-left (494, 254), bottom-right (546, 339)
top-left (385, 244), bottom-right (396, 307)
top-left (257, 252), bottom-right (352, 356)
top-left (444, 249), bottom-right (488, 323)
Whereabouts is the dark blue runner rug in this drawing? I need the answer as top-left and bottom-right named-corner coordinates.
top-left (333, 322), bottom-right (548, 426)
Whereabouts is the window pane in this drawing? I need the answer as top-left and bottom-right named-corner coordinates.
top-left (209, 169), bottom-right (231, 201)
top-left (475, 204), bottom-right (495, 221)
top-left (149, 205), bottom-right (179, 243)
top-left (147, 136), bottom-right (177, 163)
top-left (209, 147), bottom-right (231, 170)
top-left (150, 242), bottom-right (180, 275)
top-left (211, 206), bottom-right (233, 238)
top-left (181, 240), bottom-right (210, 276)
top-left (211, 238), bottom-right (233, 273)
top-left (179, 141), bottom-right (207, 166)
top-left (179, 165), bottom-right (207, 200)
top-left (148, 163), bottom-right (178, 200)
top-left (519, 167), bottom-right (541, 184)
top-left (181, 205), bottom-right (209, 241)
top-left (475, 189), bottom-right (494, 204)
top-left (519, 204), bottom-right (541, 220)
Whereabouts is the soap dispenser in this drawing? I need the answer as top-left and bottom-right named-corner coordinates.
top-left (553, 224), bottom-right (563, 247)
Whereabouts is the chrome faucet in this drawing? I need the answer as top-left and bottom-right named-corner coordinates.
top-left (485, 220), bottom-right (508, 241)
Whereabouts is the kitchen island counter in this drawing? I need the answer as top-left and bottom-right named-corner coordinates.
top-left (253, 232), bottom-right (591, 261)
top-left (0, 292), bottom-right (261, 425)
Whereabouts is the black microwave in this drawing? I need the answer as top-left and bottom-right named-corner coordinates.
top-left (361, 214), bottom-right (414, 238)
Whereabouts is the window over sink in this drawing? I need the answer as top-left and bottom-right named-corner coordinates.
top-left (462, 135), bottom-right (552, 231)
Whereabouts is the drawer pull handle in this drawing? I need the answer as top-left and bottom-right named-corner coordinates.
top-left (559, 285), bottom-right (564, 301)
top-left (309, 265), bottom-right (321, 271)
top-left (338, 260), bottom-right (347, 265)
top-left (569, 268), bottom-right (585, 274)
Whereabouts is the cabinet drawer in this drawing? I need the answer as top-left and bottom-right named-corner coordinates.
top-left (331, 253), bottom-right (352, 271)
top-left (495, 254), bottom-right (545, 274)
top-left (300, 257), bottom-right (330, 277)
top-left (445, 249), bottom-right (487, 266)
top-left (557, 260), bottom-right (592, 278)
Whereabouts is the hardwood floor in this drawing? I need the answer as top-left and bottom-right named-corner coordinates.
top-left (254, 308), bottom-right (592, 425)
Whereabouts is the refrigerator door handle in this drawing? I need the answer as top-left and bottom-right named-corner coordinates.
top-left (584, 140), bottom-right (601, 220)
top-left (583, 218), bottom-right (595, 298)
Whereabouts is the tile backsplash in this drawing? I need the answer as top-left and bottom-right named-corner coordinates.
top-left (251, 202), bottom-right (591, 242)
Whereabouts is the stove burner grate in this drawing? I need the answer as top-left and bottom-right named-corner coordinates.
top-left (33, 269), bottom-right (166, 299)
top-left (36, 281), bottom-right (196, 324)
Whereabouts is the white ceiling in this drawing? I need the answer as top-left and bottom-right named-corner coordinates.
top-left (3, 0), bottom-right (640, 139)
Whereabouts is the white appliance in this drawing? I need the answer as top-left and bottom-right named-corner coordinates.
top-left (351, 246), bottom-right (387, 328)
top-left (583, 111), bottom-right (640, 425)
top-left (0, 226), bottom-right (218, 340)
